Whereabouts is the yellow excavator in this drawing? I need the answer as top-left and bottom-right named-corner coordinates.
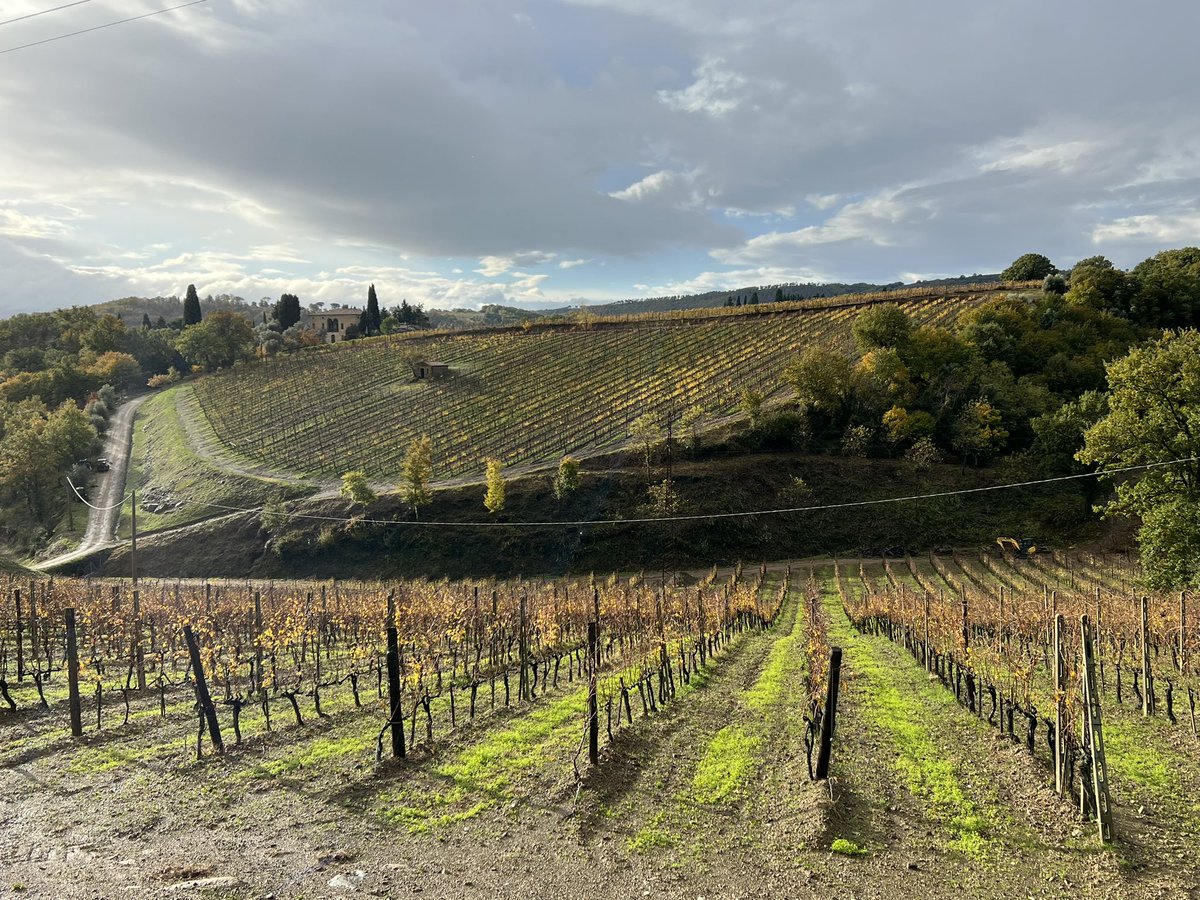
top-left (996, 537), bottom-right (1041, 559)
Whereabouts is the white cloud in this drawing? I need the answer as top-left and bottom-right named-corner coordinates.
top-left (1091, 213), bottom-right (1200, 244)
top-left (806, 193), bottom-right (841, 211)
top-left (475, 255), bottom-right (514, 277)
top-left (558, 258), bottom-right (592, 269)
top-left (610, 170), bottom-right (680, 201)
top-left (714, 191), bottom-right (922, 266)
top-left (977, 137), bottom-right (1098, 175)
top-left (475, 250), bottom-right (556, 277)
top-left (657, 58), bottom-right (752, 117)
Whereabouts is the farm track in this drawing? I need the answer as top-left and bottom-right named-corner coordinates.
top-left (35, 395), bottom-right (148, 571)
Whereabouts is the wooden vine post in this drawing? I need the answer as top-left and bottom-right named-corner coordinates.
top-left (1053, 613), bottom-right (1066, 795)
top-left (518, 594), bottom-right (529, 702)
top-left (1141, 596), bottom-right (1153, 717)
top-left (66, 607), bottom-right (82, 738)
top-left (386, 591), bottom-right (405, 758)
top-left (814, 647), bottom-right (843, 780)
top-left (131, 589), bottom-right (146, 690)
top-left (183, 624), bottom-right (224, 755)
top-left (1080, 615), bottom-right (1114, 842)
top-left (923, 594), bottom-right (930, 672)
top-left (587, 620), bottom-right (599, 767)
top-left (13, 588), bottom-right (23, 682)
top-left (28, 583), bottom-right (39, 671)
top-left (1181, 591), bottom-right (1188, 676)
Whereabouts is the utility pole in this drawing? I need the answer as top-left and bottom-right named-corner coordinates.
top-left (130, 488), bottom-right (137, 587)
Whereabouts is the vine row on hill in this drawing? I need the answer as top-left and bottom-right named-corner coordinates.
top-left (192, 292), bottom-right (985, 479)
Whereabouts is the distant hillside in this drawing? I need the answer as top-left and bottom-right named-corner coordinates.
top-left (543, 273), bottom-right (999, 318)
top-left (96, 294), bottom-right (265, 326)
top-left (425, 304), bottom-right (543, 330)
top-left (187, 286), bottom-right (1001, 483)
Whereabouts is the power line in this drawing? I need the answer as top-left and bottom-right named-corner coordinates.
top-left (0, 0), bottom-right (208, 55)
top-left (0, 0), bottom-right (100, 28)
top-left (67, 475), bottom-right (131, 512)
top-left (139, 456), bottom-right (1199, 531)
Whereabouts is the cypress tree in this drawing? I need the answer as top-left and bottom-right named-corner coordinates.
top-left (142, 313), bottom-right (152, 330)
top-left (367, 284), bottom-right (381, 336)
top-left (183, 285), bottom-right (202, 326)
top-left (273, 293), bottom-right (301, 330)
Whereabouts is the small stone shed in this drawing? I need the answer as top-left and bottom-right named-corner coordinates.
top-left (412, 360), bottom-right (451, 380)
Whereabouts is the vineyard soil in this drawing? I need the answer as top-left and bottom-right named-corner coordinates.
top-left (3, 564), bottom-right (1196, 899)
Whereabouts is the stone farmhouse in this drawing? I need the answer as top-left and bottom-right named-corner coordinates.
top-left (299, 307), bottom-right (362, 343)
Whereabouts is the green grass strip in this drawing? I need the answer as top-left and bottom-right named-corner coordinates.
top-left (822, 579), bottom-right (993, 858)
top-left (690, 724), bottom-right (761, 803)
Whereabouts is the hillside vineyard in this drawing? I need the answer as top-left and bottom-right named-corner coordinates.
top-left (191, 292), bottom-right (989, 479)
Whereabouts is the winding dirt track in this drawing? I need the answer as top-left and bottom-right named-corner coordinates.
top-left (35, 394), bottom-right (148, 571)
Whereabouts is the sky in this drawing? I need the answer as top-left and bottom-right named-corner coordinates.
top-left (1, 0), bottom-right (1199, 316)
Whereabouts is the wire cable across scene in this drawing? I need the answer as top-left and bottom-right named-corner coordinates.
top-left (124, 455), bottom-right (1198, 531)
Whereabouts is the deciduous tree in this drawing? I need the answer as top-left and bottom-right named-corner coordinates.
top-left (340, 470), bottom-right (376, 506)
top-left (401, 435), bottom-right (433, 517)
top-left (1078, 330), bottom-right (1200, 587)
top-left (483, 458), bottom-right (506, 514)
top-left (1001, 253), bottom-right (1054, 282)
top-left (553, 455), bottom-right (580, 501)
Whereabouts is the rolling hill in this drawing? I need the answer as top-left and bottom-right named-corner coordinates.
top-left (189, 285), bottom-right (1007, 481)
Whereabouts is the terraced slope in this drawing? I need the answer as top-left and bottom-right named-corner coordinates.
top-left (193, 289), bottom-right (994, 479)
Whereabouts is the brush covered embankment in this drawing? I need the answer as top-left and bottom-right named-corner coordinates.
top-left (102, 448), bottom-right (1098, 579)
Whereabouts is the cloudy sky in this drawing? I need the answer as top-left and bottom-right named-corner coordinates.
top-left (1, 0), bottom-right (1198, 315)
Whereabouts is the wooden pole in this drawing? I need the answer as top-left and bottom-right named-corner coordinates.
top-left (66, 608), bottom-right (82, 737)
top-left (1141, 596), bottom-right (1152, 717)
top-left (130, 489), bottom-right (137, 586)
top-left (924, 594), bottom-right (930, 672)
top-left (132, 589), bottom-right (146, 690)
top-left (1053, 613), bottom-right (1065, 795)
top-left (28, 582), bottom-right (39, 669)
top-left (815, 647), bottom-right (843, 780)
top-left (587, 620), bottom-right (599, 766)
top-left (386, 592), bottom-right (405, 758)
top-left (183, 624), bottom-right (224, 754)
top-left (13, 589), bottom-right (23, 682)
top-left (1181, 591), bottom-right (1188, 676)
top-left (1080, 615), bottom-right (1114, 842)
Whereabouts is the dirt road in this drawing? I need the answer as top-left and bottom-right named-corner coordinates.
top-left (36, 394), bottom-right (148, 571)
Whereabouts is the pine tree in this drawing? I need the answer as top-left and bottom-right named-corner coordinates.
top-left (183, 285), bottom-right (203, 326)
top-left (750, 290), bottom-right (759, 305)
top-left (774, 287), bottom-right (784, 303)
top-left (142, 313), bottom-right (152, 330)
